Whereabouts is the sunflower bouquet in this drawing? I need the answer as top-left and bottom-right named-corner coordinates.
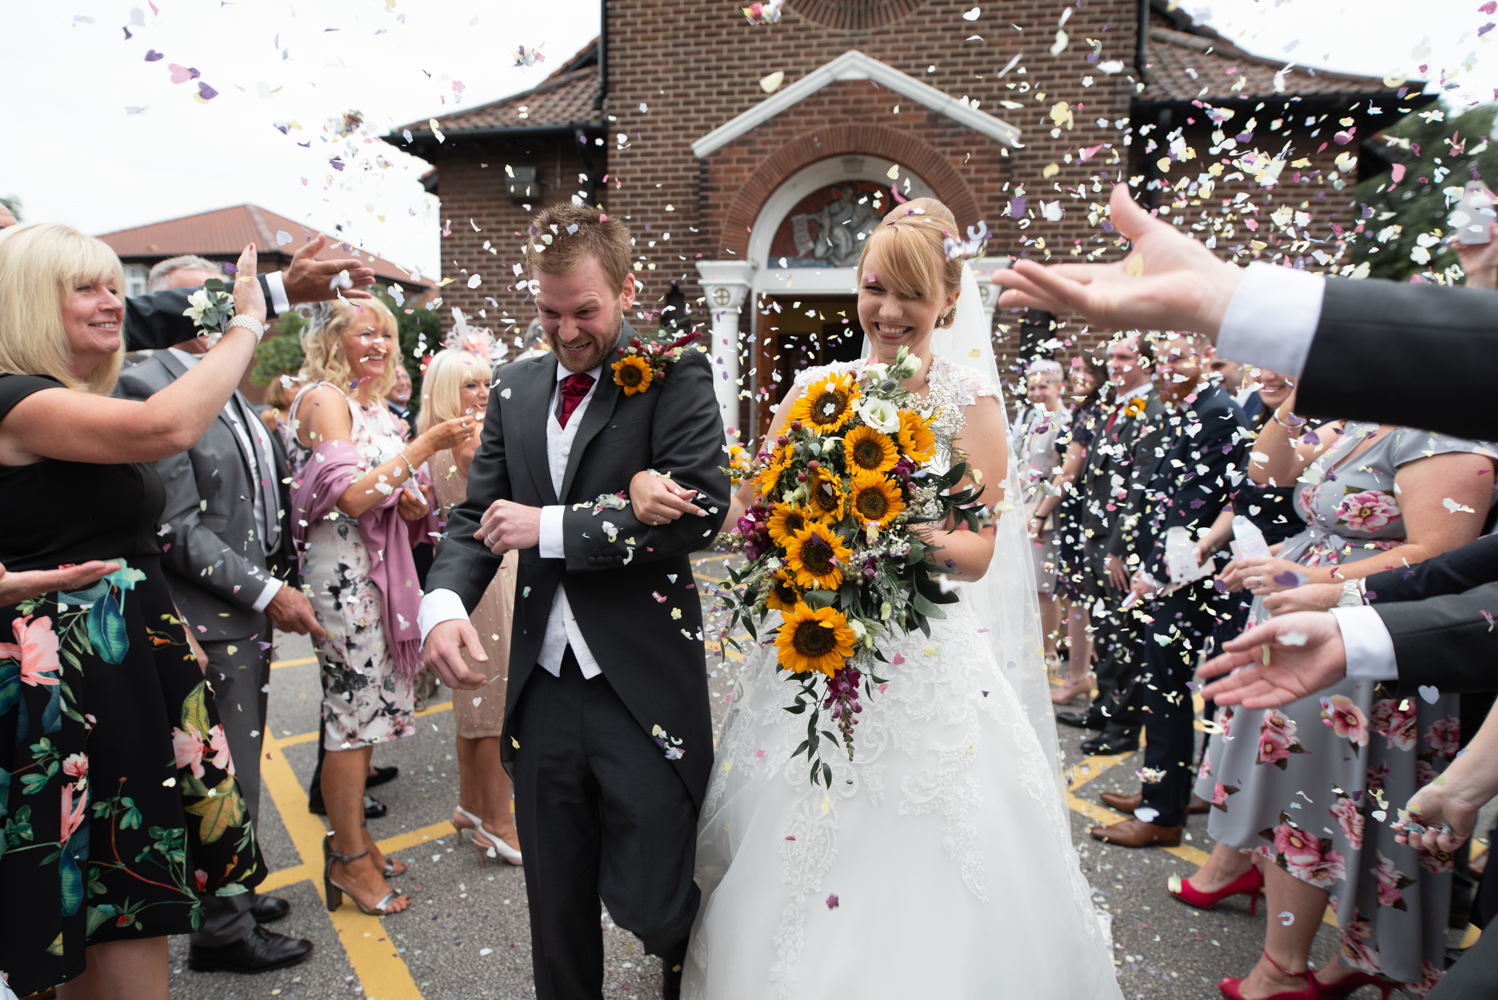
top-left (719, 347), bottom-right (991, 787)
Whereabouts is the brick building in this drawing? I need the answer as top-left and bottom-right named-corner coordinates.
top-left (403, 0), bottom-right (1429, 445)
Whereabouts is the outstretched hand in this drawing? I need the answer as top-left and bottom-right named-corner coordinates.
top-left (991, 184), bottom-right (1243, 340)
top-left (1196, 611), bottom-right (1348, 709)
top-left (0, 561), bottom-right (119, 605)
top-left (282, 233), bottom-right (379, 304)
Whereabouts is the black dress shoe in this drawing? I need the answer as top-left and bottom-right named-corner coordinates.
top-left (307, 793), bottom-right (387, 819)
top-left (251, 894), bottom-right (290, 924)
top-left (1056, 710), bottom-right (1103, 730)
top-left (365, 765), bottom-right (399, 788)
top-left (188, 925), bottom-right (313, 974)
top-left (1081, 724), bottom-right (1140, 755)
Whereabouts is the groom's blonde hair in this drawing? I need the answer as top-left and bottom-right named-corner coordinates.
top-left (856, 199), bottom-right (964, 329)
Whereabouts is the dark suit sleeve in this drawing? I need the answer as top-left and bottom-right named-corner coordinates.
top-left (1373, 580), bottom-right (1498, 694)
top-left (424, 382), bottom-right (511, 611)
top-left (562, 349), bottom-right (730, 573)
top-left (124, 275), bottom-right (277, 351)
top-left (1364, 535), bottom-right (1498, 605)
top-left (1301, 278), bottom-right (1498, 439)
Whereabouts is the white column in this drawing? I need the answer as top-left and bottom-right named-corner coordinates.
top-left (972, 263), bottom-right (1003, 331)
top-left (695, 260), bottom-right (755, 440)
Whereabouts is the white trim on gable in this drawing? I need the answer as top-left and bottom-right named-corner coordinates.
top-left (690, 50), bottom-right (1024, 159)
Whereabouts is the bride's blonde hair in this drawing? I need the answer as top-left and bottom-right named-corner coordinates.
top-left (855, 198), bottom-right (964, 329)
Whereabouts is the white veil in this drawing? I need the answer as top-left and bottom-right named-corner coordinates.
top-left (930, 264), bottom-right (1067, 780)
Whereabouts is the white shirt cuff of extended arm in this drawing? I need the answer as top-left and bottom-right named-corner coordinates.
top-left (1215, 263), bottom-right (1326, 378)
top-left (1328, 605), bottom-right (1399, 682)
top-left (263, 271), bottom-right (290, 315)
top-left (539, 505), bottom-right (566, 559)
top-left (418, 588), bottom-right (470, 645)
top-left (250, 577), bottom-right (283, 613)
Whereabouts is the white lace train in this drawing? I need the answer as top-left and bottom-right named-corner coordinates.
top-left (683, 596), bottom-right (1122, 999)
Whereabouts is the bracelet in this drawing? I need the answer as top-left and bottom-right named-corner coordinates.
top-left (1336, 578), bottom-right (1365, 608)
top-left (227, 314), bottom-right (267, 343)
top-left (1271, 410), bottom-right (1307, 433)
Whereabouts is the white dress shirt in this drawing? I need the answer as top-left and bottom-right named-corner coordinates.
top-left (1215, 265), bottom-right (1399, 682)
top-left (417, 363), bottom-right (605, 679)
top-left (167, 348), bottom-right (284, 612)
top-left (265, 272), bottom-right (291, 316)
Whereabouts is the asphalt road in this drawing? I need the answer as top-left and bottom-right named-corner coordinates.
top-left (166, 552), bottom-right (1485, 1000)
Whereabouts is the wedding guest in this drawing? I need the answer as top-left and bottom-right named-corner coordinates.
top-left (259, 374), bottom-right (296, 437)
top-left (284, 298), bottom-right (472, 916)
top-left (1014, 360), bottom-right (1069, 666)
top-left (0, 224), bottom-right (265, 1000)
top-left (116, 316), bottom-right (326, 974)
top-left (1033, 355), bottom-right (1110, 704)
top-left (1189, 389), bottom-right (1496, 998)
top-left (419, 346), bottom-right (523, 866)
top-left (1088, 333), bottom-right (1247, 848)
top-left (146, 254), bottom-right (220, 293)
top-left (387, 358), bottom-right (414, 440)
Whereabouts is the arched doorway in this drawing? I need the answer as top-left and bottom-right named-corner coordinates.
top-left (745, 156), bottom-right (936, 440)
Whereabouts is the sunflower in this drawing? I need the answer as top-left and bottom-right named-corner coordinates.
top-left (612, 355), bottom-right (654, 395)
top-left (775, 602), bottom-right (857, 676)
top-left (790, 371), bottom-right (860, 433)
top-left (763, 568), bottom-right (802, 611)
top-left (896, 408), bottom-right (936, 464)
top-left (847, 469), bottom-right (906, 528)
top-left (766, 503), bottom-right (814, 546)
top-left (783, 521), bottom-right (851, 591)
top-left (804, 467), bottom-right (846, 521)
top-left (843, 424), bottom-right (899, 474)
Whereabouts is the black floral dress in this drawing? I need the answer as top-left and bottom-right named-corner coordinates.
top-left (0, 374), bottom-right (263, 999)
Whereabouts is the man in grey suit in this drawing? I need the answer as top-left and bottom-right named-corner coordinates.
top-left (117, 258), bottom-right (325, 973)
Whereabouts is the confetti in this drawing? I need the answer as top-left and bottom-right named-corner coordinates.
top-left (1417, 685), bottom-right (1440, 704)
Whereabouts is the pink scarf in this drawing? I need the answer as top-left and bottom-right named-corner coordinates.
top-left (289, 439), bottom-right (437, 687)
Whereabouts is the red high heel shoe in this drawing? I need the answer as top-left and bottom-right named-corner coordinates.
top-left (1315, 970), bottom-right (1395, 999)
top-left (1167, 866), bottom-right (1264, 914)
top-left (1219, 950), bottom-right (1320, 1000)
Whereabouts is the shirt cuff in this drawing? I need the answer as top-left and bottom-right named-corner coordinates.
top-left (1215, 263), bottom-right (1326, 378)
top-left (264, 271), bottom-right (290, 316)
top-left (1329, 605), bottom-right (1399, 682)
top-left (539, 505), bottom-right (566, 559)
top-left (250, 577), bottom-right (283, 613)
top-left (418, 588), bottom-right (469, 645)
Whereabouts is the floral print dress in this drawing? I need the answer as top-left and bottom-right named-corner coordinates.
top-left (1193, 423), bottom-right (1496, 994)
top-left (285, 383), bottom-right (417, 751)
top-left (0, 374), bottom-right (262, 998)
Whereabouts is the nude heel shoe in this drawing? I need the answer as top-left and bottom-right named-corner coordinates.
top-left (456, 806), bottom-right (522, 866)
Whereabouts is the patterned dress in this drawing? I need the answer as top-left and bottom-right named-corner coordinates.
top-left (0, 374), bottom-right (262, 998)
top-left (429, 448), bottom-right (515, 739)
top-left (285, 384), bottom-right (417, 751)
top-left (1194, 423), bottom-right (1497, 993)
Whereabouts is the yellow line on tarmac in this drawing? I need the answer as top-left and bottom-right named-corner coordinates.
top-left (271, 655), bottom-right (318, 670)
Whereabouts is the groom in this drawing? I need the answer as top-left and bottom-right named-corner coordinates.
top-left (418, 203), bottom-right (730, 1000)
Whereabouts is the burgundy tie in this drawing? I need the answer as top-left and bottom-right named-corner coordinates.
top-left (556, 372), bottom-right (595, 429)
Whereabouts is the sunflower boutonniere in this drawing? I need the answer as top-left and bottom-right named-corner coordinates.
top-left (1121, 396), bottom-right (1147, 420)
top-left (611, 331), bottom-right (703, 396)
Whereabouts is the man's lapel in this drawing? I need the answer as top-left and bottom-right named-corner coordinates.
top-left (157, 350), bottom-right (254, 479)
top-left (518, 354), bottom-right (561, 506)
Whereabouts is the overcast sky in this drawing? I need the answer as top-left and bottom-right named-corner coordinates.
top-left (2, 0), bottom-right (1493, 278)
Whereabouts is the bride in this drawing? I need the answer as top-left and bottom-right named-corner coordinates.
top-left (632, 200), bottom-right (1122, 999)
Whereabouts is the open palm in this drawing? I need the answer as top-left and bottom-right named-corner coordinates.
top-left (1196, 611), bottom-right (1349, 709)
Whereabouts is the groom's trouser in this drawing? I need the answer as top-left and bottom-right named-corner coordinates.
top-left (512, 649), bottom-right (700, 1000)
top-left (1137, 587), bottom-right (1215, 828)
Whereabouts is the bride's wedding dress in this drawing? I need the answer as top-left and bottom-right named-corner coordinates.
top-left (683, 346), bottom-right (1123, 999)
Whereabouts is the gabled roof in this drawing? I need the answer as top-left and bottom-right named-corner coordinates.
top-left (690, 50), bottom-right (1023, 159)
top-left (1138, 2), bottom-right (1431, 111)
top-left (95, 205), bottom-right (430, 286)
top-left (398, 39), bottom-right (603, 159)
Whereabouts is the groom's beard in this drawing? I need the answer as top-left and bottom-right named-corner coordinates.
top-left (550, 309), bottom-right (624, 373)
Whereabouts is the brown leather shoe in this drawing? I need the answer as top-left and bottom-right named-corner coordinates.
top-left (1188, 793), bottom-right (1211, 815)
top-left (1089, 818), bottom-right (1182, 847)
top-left (1100, 791), bottom-right (1141, 813)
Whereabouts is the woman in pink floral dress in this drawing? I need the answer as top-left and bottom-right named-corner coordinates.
top-left (1191, 417), bottom-right (1495, 998)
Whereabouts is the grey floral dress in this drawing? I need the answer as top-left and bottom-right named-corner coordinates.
top-left (285, 384), bottom-right (416, 751)
top-left (1193, 423), bottom-right (1497, 994)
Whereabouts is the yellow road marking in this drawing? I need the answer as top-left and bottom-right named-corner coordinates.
top-left (271, 655), bottom-right (318, 670)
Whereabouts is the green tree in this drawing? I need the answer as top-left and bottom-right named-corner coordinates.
top-left (250, 312), bottom-right (306, 388)
top-left (1352, 103), bottom-right (1498, 282)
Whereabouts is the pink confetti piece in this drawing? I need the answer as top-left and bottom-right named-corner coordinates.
top-left (168, 63), bottom-right (200, 84)
top-left (826, 894), bottom-right (839, 909)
